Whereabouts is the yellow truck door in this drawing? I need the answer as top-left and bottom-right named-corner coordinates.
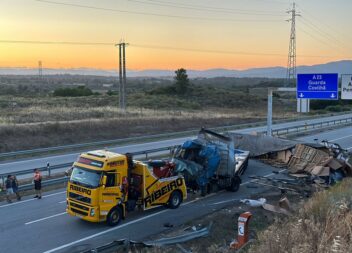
top-left (143, 167), bottom-right (185, 210)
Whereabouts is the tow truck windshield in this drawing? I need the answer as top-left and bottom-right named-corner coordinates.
top-left (70, 167), bottom-right (102, 188)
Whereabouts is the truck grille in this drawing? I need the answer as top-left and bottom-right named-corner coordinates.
top-left (70, 201), bottom-right (89, 211)
top-left (71, 207), bottom-right (88, 216)
top-left (69, 192), bottom-right (91, 204)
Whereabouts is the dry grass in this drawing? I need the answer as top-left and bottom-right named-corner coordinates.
top-left (0, 115), bottom-right (263, 152)
top-left (248, 179), bottom-right (352, 253)
top-left (0, 94), bottom-right (299, 152)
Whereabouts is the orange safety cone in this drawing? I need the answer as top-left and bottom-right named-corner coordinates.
top-left (230, 211), bottom-right (252, 250)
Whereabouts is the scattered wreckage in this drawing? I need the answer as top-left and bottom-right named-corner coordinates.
top-left (230, 132), bottom-right (352, 194)
top-left (171, 128), bottom-right (250, 196)
top-left (148, 128), bottom-right (250, 196)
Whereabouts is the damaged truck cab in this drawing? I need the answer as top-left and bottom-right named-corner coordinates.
top-left (66, 150), bottom-right (187, 226)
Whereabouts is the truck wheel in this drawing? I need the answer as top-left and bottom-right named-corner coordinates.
top-left (107, 207), bottom-right (122, 226)
top-left (168, 191), bottom-right (182, 209)
top-left (227, 176), bottom-right (241, 192)
top-left (200, 185), bottom-right (207, 197)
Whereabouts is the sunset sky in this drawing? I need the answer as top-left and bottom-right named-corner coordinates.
top-left (0, 0), bottom-right (351, 70)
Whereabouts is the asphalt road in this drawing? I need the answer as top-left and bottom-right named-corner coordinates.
top-left (0, 125), bottom-right (351, 253)
top-left (1, 112), bottom-right (352, 176)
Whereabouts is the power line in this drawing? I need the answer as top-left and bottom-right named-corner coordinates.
top-left (298, 26), bottom-right (344, 53)
top-left (300, 18), bottom-right (341, 45)
top-left (0, 40), bottom-right (113, 46)
top-left (34, 0), bottom-right (282, 22)
top-left (0, 40), bottom-right (347, 58)
top-left (296, 3), bottom-right (347, 40)
top-left (130, 43), bottom-right (335, 58)
top-left (127, 0), bottom-right (287, 16)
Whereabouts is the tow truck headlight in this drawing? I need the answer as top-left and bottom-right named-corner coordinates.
top-left (90, 208), bottom-right (95, 217)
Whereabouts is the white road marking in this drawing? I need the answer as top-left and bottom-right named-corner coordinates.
top-left (43, 209), bottom-right (169, 253)
top-left (58, 200), bottom-right (67, 204)
top-left (42, 190), bottom-right (225, 252)
top-left (25, 212), bottom-right (67, 225)
top-left (43, 169), bottom-right (289, 252)
top-left (211, 198), bottom-right (239, 205)
top-left (0, 191), bottom-right (65, 208)
top-left (329, 134), bottom-right (352, 142)
top-left (347, 146), bottom-right (352, 150)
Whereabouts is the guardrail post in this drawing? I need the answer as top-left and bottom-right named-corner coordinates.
top-left (47, 162), bottom-right (51, 177)
top-left (145, 152), bottom-right (148, 160)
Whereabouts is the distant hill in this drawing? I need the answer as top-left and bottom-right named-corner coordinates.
top-left (1, 60), bottom-right (351, 78)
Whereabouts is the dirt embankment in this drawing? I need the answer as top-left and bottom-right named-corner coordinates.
top-left (121, 179), bottom-right (352, 253)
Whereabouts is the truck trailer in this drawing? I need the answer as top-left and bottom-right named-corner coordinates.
top-left (172, 128), bottom-right (250, 195)
top-left (66, 150), bottom-right (187, 226)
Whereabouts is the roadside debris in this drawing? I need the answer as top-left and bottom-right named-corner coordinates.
top-left (262, 197), bottom-right (292, 216)
top-left (288, 143), bottom-right (352, 184)
top-left (80, 223), bottom-right (212, 253)
top-left (240, 198), bottom-right (267, 207)
top-left (230, 133), bottom-right (352, 189)
top-left (249, 175), bottom-right (313, 197)
top-left (164, 222), bottom-right (174, 228)
top-left (145, 222), bottom-right (213, 246)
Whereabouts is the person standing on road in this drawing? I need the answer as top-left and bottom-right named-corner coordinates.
top-left (33, 169), bottom-right (42, 199)
top-left (12, 175), bottom-right (21, 201)
top-left (5, 175), bottom-right (14, 203)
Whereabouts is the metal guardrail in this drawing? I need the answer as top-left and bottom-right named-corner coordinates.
top-left (271, 117), bottom-right (352, 136)
top-left (0, 147), bottom-right (175, 187)
top-left (0, 122), bottom-right (263, 159)
top-left (16, 177), bottom-right (69, 192)
top-left (1, 112), bottom-right (351, 160)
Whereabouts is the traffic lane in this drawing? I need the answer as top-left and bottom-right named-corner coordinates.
top-left (0, 136), bottom-right (191, 173)
top-left (2, 113), bottom-right (352, 172)
top-left (0, 191), bottom-right (66, 228)
top-left (297, 126), bottom-right (352, 149)
top-left (0, 158), bottom-right (267, 227)
top-left (46, 166), bottom-right (285, 253)
top-left (0, 160), bottom-right (277, 253)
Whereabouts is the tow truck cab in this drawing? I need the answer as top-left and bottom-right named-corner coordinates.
top-left (66, 150), bottom-right (187, 226)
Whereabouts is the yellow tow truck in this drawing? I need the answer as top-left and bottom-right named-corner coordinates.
top-left (66, 150), bottom-right (187, 226)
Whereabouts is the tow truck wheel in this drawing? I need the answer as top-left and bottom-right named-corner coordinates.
top-left (168, 191), bottom-right (182, 209)
top-left (227, 176), bottom-right (241, 192)
top-left (107, 207), bottom-right (122, 226)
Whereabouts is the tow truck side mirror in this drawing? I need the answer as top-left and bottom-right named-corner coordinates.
top-left (102, 175), bottom-right (107, 188)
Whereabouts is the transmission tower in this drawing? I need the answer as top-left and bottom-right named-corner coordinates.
top-left (286, 2), bottom-right (300, 87)
top-left (38, 60), bottom-right (43, 79)
top-left (115, 41), bottom-right (128, 112)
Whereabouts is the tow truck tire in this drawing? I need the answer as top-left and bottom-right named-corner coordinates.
top-left (227, 176), bottom-right (241, 192)
top-left (107, 207), bottom-right (122, 226)
top-left (168, 191), bottom-right (182, 209)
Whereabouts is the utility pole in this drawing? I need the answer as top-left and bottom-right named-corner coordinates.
top-left (38, 60), bottom-right (43, 79)
top-left (115, 41), bottom-right (128, 112)
top-left (286, 3), bottom-right (308, 112)
top-left (286, 2), bottom-right (299, 87)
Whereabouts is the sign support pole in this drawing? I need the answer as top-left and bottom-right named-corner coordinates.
top-left (267, 88), bottom-right (273, 136)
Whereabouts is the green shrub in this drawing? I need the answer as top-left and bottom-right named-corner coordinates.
top-left (326, 105), bottom-right (343, 112)
top-left (53, 86), bottom-right (94, 97)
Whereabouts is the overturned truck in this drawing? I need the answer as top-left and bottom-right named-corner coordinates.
top-left (172, 128), bottom-right (250, 196)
